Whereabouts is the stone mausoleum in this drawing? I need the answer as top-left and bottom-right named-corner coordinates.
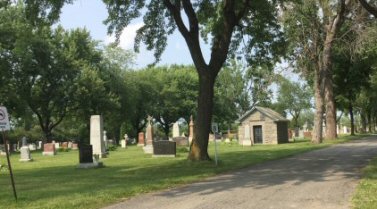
top-left (237, 106), bottom-right (289, 145)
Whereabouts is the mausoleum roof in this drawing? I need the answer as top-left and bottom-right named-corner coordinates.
top-left (237, 106), bottom-right (289, 123)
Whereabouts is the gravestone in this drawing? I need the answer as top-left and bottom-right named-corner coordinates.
top-left (19, 146), bottom-right (32, 162)
top-left (72, 143), bottom-right (78, 150)
top-left (172, 122), bottom-right (180, 138)
top-left (54, 142), bottom-right (60, 149)
top-left (42, 143), bottom-right (56, 156)
top-left (243, 124), bottom-right (252, 146)
top-left (172, 137), bottom-right (189, 146)
top-left (188, 115), bottom-right (194, 144)
top-left (103, 130), bottom-right (108, 151)
top-left (28, 143), bottom-right (37, 151)
top-left (138, 132), bottom-right (145, 146)
top-left (121, 134), bottom-right (128, 148)
top-left (143, 115), bottom-right (154, 154)
top-left (77, 144), bottom-right (103, 169)
top-left (153, 141), bottom-right (176, 157)
top-left (37, 141), bottom-right (42, 149)
top-left (62, 142), bottom-right (68, 149)
top-left (90, 115), bottom-right (106, 158)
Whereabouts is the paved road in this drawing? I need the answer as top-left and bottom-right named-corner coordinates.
top-left (103, 136), bottom-right (377, 209)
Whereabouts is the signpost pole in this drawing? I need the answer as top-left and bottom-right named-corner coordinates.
top-left (0, 106), bottom-right (17, 200)
top-left (2, 130), bottom-right (17, 201)
top-left (211, 123), bottom-right (219, 166)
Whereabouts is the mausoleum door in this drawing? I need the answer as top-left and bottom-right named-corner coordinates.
top-left (253, 126), bottom-right (263, 144)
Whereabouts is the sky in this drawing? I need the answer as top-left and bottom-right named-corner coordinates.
top-left (58, 0), bottom-right (211, 69)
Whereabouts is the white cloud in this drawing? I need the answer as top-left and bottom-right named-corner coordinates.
top-left (105, 22), bottom-right (144, 49)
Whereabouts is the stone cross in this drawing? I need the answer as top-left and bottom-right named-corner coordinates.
top-left (147, 115), bottom-right (153, 125)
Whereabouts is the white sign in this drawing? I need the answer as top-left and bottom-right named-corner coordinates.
top-left (0, 106), bottom-right (10, 131)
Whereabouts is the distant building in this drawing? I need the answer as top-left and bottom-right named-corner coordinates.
top-left (237, 106), bottom-right (289, 145)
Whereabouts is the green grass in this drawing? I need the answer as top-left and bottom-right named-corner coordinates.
top-left (353, 156), bottom-right (377, 209)
top-left (0, 135), bottom-right (359, 209)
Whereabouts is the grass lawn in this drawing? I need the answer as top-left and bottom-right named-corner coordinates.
top-left (353, 156), bottom-right (377, 209)
top-left (0, 135), bottom-right (360, 209)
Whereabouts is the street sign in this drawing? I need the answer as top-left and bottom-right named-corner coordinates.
top-left (0, 106), bottom-right (10, 131)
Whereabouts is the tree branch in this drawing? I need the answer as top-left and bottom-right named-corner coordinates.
top-left (163, 0), bottom-right (207, 72)
top-left (359, 0), bottom-right (377, 18)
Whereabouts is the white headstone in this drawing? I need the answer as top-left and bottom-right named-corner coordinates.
top-left (172, 122), bottom-right (180, 138)
top-left (28, 143), bottom-right (37, 151)
top-left (103, 130), bottom-right (108, 150)
top-left (19, 146), bottom-right (32, 162)
top-left (54, 142), bottom-right (60, 149)
top-left (37, 141), bottom-right (42, 149)
top-left (90, 115), bottom-right (106, 158)
top-left (243, 124), bottom-right (252, 146)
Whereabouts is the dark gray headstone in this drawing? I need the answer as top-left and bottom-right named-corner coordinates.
top-left (79, 144), bottom-right (93, 163)
top-left (153, 141), bottom-right (176, 157)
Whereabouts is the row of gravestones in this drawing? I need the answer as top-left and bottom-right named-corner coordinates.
top-left (131, 115), bottom-right (197, 157)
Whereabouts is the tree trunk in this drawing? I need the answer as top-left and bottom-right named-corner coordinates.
top-left (323, 32), bottom-right (337, 140)
top-left (312, 68), bottom-right (324, 144)
top-left (349, 103), bottom-right (355, 135)
top-left (188, 73), bottom-right (215, 161)
top-left (361, 112), bottom-right (367, 133)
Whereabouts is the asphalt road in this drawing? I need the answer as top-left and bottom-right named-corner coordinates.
top-left (103, 136), bottom-right (377, 209)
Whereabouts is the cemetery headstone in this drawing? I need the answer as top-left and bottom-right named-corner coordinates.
top-left (42, 143), bottom-right (56, 156)
top-left (62, 142), bottom-right (68, 150)
top-left (90, 115), bottom-right (106, 158)
top-left (243, 124), bottom-right (252, 146)
top-left (103, 130), bottom-right (108, 150)
top-left (143, 115), bottom-right (154, 154)
top-left (77, 144), bottom-right (103, 169)
top-left (138, 132), bottom-right (145, 146)
top-left (121, 134), bottom-right (128, 148)
top-left (19, 146), bottom-right (32, 162)
top-left (37, 141), bottom-right (42, 150)
top-left (68, 141), bottom-right (73, 149)
top-left (28, 143), bottom-right (37, 151)
top-left (172, 137), bottom-right (189, 146)
top-left (172, 122), bottom-right (180, 138)
top-left (153, 141), bottom-right (176, 157)
top-left (54, 142), bottom-right (60, 149)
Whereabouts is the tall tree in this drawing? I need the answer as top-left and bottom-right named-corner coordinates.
top-left (103, 1), bottom-right (285, 160)
top-left (283, 0), bottom-right (351, 142)
top-left (276, 78), bottom-right (312, 129)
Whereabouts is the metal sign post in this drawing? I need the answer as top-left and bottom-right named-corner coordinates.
top-left (211, 123), bottom-right (219, 166)
top-left (0, 106), bottom-right (17, 201)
